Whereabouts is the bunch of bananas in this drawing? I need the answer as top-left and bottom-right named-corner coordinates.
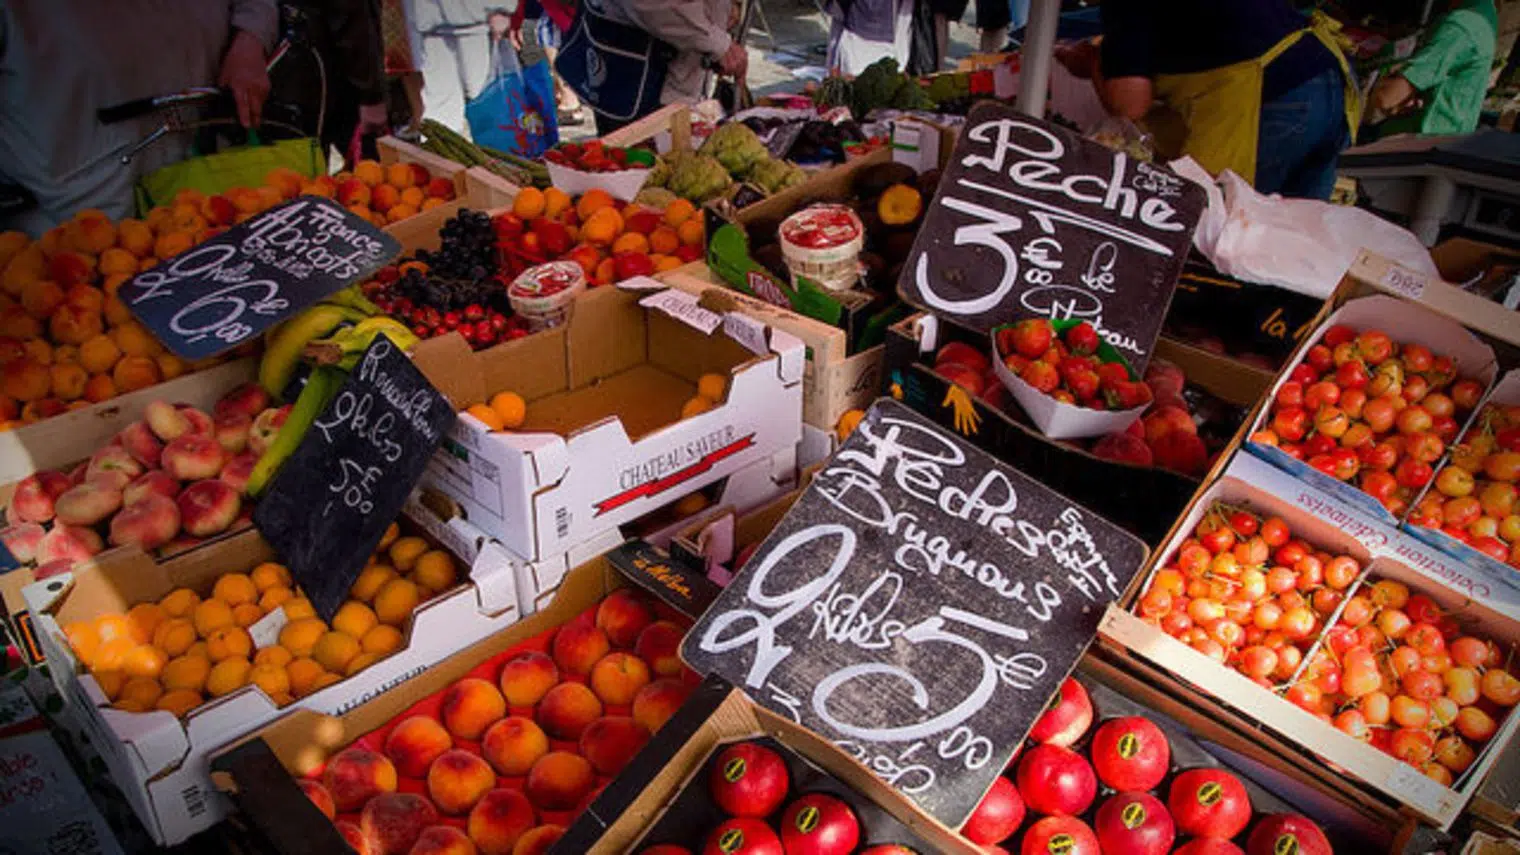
top-left (249, 288), bottom-right (420, 496)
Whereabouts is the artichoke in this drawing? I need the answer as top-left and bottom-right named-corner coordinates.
top-left (644, 155), bottom-right (672, 188)
top-left (700, 122), bottom-right (769, 179)
top-left (668, 153), bottom-right (732, 202)
top-left (634, 187), bottom-right (679, 208)
top-left (747, 158), bottom-right (807, 195)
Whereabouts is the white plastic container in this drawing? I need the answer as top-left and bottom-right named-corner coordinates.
top-left (509, 261), bottom-right (587, 331)
top-left (779, 204), bottom-right (864, 292)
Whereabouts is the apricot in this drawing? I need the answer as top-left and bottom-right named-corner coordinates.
top-left (253, 645), bottom-right (293, 669)
top-left (551, 622), bottom-right (610, 676)
top-left (524, 751), bottom-right (594, 810)
top-left (265, 167), bottom-right (304, 199)
top-left (325, 747), bottom-right (399, 811)
top-left (635, 621), bottom-right (685, 677)
top-left (388, 536), bottom-right (429, 571)
top-left (385, 715), bottom-right (453, 777)
top-left (371, 183), bottom-right (401, 214)
top-left (258, 586), bottom-right (295, 612)
top-left (121, 644), bottom-right (167, 680)
top-left (428, 749), bottom-right (497, 815)
top-left (45, 360), bottom-right (84, 402)
top-left (2, 358), bottom-right (49, 401)
top-left (298, 779), bottom-right (337, 820)
top-left (64, 621), bottom-right (103, 667)
top-left (117, 219), bottom-right (154, 257)
top-left (206, 656), bottom-right (252, 697)
top-left (232, 603), bottom-right (264, 628)
top-left (374, 577), bottom-right (422, 626)
top-left (352, 564), bottom-right (399, 602)
top-left (118, 676), bottom-right (163, 710)
top-left (159, 587), bottom-right (200, 618)
top-left (21, 279), bottom-right (65, 319)
top-left (193, 599), bottom-right (235, 637)
top-left (579, 716), bottom-right (650, 776)
top-left (93, 669), bottom-right (125, 700)
top-left (286, 657), bottom-right (326, 697)
top-left (513, 825), bottom-right (564, 855)
top-left (346, 652), bottom-right (380, 676)
top-left (210, 572), bottom-right (256, 606)
top-left (282, 597), bottom-right (317, 621)
top-left (362, 624), bottom-right (405, 655)
top-left (535, 682), bottom-right (602, 740)
top-left (126, 602), bottom-right (165, 641)
top-left (412, 551), bottom-right (458, 593)
top-left (354, 160), bottom-right (386, 186)
top-left (362, 792), bottom-right (438, 855)
top-left (632, 679), bottom-right (690, 734)
top-left (279, 618), bottom-right (328, 657)
top-left (589, 652), bottom-right (651, 705)
top-left (111, 321), bottom-right (161, 357)
top-left (498, 651), bottom-right (558, 707)
top-left (481, 716), bottom-right (549, 777)
top-left (82, 373), bottom-right (116, 402)
top-left (156, 689), bottom-right (203, 716)
top-left (468, 789), bottom-right (537, 855)
top-left (333, 601), bottom-right (379, 638)
top-left (206, 626), bottom-right (253, 661)
top-left (595, 589), bottom-right (654, 647)
top-left (112, 355), bottom-right (161, 392)
top-left (441, 677), bottom-right (507, 740)
top-left (250, 562), bottom-right (292, 591)
top-left (313, 630), bottom-right (361, 673)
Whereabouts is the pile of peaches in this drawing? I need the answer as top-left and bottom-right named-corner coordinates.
top-left (1250, 324), bottom-right (1485, 515)
top-left (60, 524), bottom-right (460, 717)
top-left (321, 158), bottom-right (457, 228)
top-left (297, 588), bottom-right (696, 855)
top-left (1408, 398), bottom-right (1520, 567)
top-left (2, 382), bottom-right (280, 572)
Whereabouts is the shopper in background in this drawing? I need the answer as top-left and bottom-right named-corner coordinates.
top-left (1073, 0), bottom-right (1359, 200)
top-left (408, 0), bottom-right (498, 138)
top-left (827, 0), bottom-right (913, 75)
top-left (510, 0), bottom-right (586, 125)
top-left (0, 0), bottom-right (277, 234)
top-left (281, 0), bottom-right (390, 167)
top-left (1369, 0), bottom-right (1498, 135)
top-left (929, 0), bottom-right (1008, 69)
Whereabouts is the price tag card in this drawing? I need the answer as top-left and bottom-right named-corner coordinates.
top-left (897, 102), bottom-right (1205, 372)
top-left (253, 334), bottom-right (455, 621)
top-left (120, 196), bottom-right (400, 359)
top-left (681, 399), bottom-right (1148, 828)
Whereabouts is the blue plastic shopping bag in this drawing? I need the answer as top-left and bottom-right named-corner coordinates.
top-left (467, 45), bottom-right (559, 157)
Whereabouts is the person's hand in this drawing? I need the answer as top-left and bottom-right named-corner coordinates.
top-left (718, 40), bottom-right (748, 80)
top-left (220, 29), bottom-right (271, 128)
top-left (509, 21), bottom-right (523, 50)
top-left (357, 102), bottom-right (389, 135)
top-left (488, 11), bottom-right (510, 39)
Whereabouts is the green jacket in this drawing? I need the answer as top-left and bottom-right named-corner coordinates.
top-left (1400, 0), bottom-right (1498, 134)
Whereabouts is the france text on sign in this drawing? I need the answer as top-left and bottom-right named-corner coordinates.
top-left (897, 103), bottom-right (1205, 371)
top-left (253, 334), bottom-right (455, 621)
top-left (121, 196), bottom-right (400, 359)
top-left (680, 399), bottom-right (1148, 827)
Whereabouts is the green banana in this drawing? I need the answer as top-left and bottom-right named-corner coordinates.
top-left (320, 284), bottom-right (383, 316)
top-left (258, 303), bottom-right (368, 399)
top-left (246, 365), bottom-right (345, 497)
top-left (305, 318), bottom-right (420, 369)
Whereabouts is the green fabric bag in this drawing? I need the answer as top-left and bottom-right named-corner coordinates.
top-left (134, 136), bottom-right (326, 214)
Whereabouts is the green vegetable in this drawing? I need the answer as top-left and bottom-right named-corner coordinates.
top-left (700, 123), bottom-right (769, 179)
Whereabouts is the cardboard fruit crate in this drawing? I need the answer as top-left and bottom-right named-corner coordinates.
top-left (21, 504), bottom-right (522, 846)
top-left (1100, 452), bottom-right (1520, 830)
top-left (415, 283), bottom-right (804, 568)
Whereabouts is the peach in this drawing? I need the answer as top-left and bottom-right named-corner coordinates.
top-left (249, 405), bottom-right (289, 455)
top-left (10, 470), bottom-right (70, 522)
top-left (498, 651), bottom-right (558, 707)
top-left (578, 716), bottom-right (650, 776)
top-left (323, 747), bottom-right (398, 811)
top-left (360, 792), bottom-right (438, 855)
top-left (54, 480), bottom-right (123, 525)
top-left (428, 749), bottom-right (497, 815)
top-left (162, 434), bottom-right (225, 480)
top-left (0, 522), bottom-right (46, 562)
top-left (481, 716), bottom-right (549, 777)
top-left (219, 451), bottom-right (257, 494)
top-left (411, 826), bottom-right (477, 855)
top-left (384, 715), bottom-right (453, 777)
top-left (214, 411), bottom-right (251, 453)
top-left (441, 677), bottom-right (507, 740)
top-left (635, 621), bottom-right (685, 677)
top-left (467, 789), bottom-right (536, 855)
top-left (110, 493), bottom-right (181, 550)
top-left (298, 778), bottom-right (336, 819)
top-left (589, 652), bottom-right (650, 705)
top-left (119, 421), bottom-right (164, 468)
top-left (595, 589), bottom-right (653, 647)
top-left (178, 479), bottom-right (240, 536)
top-left (124, 470), bottom-right (179, 505)
top-left (337, 821), bottom-right (372, 855)
top-left (87, 445), bottom-right (144, 485)
top-left (551, 622), bottom-right (610, 676)
top-left (512, 825), bottom-right (563, 855)
top-left (176, 405), bottom-right (213, 435)
top-left (632, 679), bottom-right (690, 734)
top-left (524, 751), bottom-right (594, 810)
top-left (145, 399), bottom-right (191, 440)
top-left (535, 682), bottom-right (602, 740)
top-left (214, 382), bottom-right (271, 420)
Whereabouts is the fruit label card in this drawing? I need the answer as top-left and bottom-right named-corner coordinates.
top-left (121, 196), bottom-right (400, 360)
top-left (680, 399), bottom-right (1148, 827)
top-left (254, 334), bottom-right (454, 621)
top-left (896, 102), bottom-right (1205, 372)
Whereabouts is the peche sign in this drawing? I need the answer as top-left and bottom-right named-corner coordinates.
top-left (680, 399), bottom-right (1147, 827)
top-left (897, 103), bottom-right (1204, 372)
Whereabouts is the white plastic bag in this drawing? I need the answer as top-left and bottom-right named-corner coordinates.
top-left (1171, 157), bottom-right (1438, 300)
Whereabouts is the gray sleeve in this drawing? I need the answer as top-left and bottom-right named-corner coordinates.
top-left (622, 0), bottom-right (732, 57)
top-left (231, 0), bottom-right (280, 51)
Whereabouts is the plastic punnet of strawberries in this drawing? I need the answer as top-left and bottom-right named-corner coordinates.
top-left (1251, 324), bottom-right (1485, 515)
top-left (543, 140), bottom-right (638, 172)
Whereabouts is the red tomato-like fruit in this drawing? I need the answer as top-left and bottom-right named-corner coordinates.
top-left (1246, 814), bottom-right (1333, 855)
top-left (1065, 322), bottom-right (1101, 356)
top-left (709, 743), bottom-right (790, 818)
top-left (1174, 840), bottom-right (1245, 855)
top-left (1093, 792), bottom-right (1175, 855)
top-left (1016, 745), bottom-right (1097, 817)
top-left (1029, 678), bottom-right (1093, 747)
top-left (962, 776), bottom-right (1024, 844)
top-left (936, 341), bottom-right (990, 374)
top-left (1019, 816), bottom-right (1099, 855)
top-left (703, 818), bottom-right (783, 855)
top-left (1089, 716), bottom-right (1171, 792)
top-left (1167, 768), bottom-right (1252, 840)
top-left (779, 793), bottom-right (859, 855)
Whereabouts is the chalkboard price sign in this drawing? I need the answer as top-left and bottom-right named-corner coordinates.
top-left (681, 399), bottom-right (1148, 828)
top-left (121, 195), bottom-right (400, 359)
top-left (253, 334), bottom-right (455, 621)
top-left (897, 102), bottom-right (1205, 372)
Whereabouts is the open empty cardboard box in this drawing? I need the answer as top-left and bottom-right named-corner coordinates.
top-left (416, 284), bottom-right (804, 567)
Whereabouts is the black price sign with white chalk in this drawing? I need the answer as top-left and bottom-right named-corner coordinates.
top-left (897, 102), bottom-right (1205, 372)
top-left (680, 399), bottom-right (1148, 828)
top-left (253, 334), bottom-right (454, 622)
top-left (121, 196), bottom-right (400, 359)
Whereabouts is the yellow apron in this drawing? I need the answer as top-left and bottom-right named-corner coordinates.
top-left (1152, 13), bottom-right (1361, 183)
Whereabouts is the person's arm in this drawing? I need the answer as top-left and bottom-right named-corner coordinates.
top-left (621, 0), bottom-right (745, 76)
top-left (1372, 12), bottom-right (1475, 117)
top-left (1095, 0), bottom-right (1154, 121)
top-left (222, 0), bottom-right (278, 127)
top-left (324, 0), bottom-right (390, 133)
